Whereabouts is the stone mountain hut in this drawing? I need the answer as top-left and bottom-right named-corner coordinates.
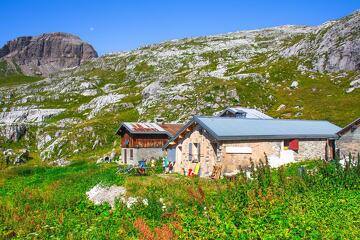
top-left (164, 116), bottom-right (341, 177)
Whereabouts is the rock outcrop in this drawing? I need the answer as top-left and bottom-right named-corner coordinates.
top-left (0, 109), bottom-right (65, 124)
top-left (282, 10), bottom-right (360, 72)
top-left (0, 32), bottom-right (98, 76)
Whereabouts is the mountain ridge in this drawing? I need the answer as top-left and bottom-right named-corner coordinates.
top-left (0, 10), bottom-right (359, 164)
top-left (0, 32), bottom-right (98, 76)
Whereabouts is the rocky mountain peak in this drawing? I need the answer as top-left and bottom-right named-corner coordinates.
top-left (0, 32), bottom-right (98, 76)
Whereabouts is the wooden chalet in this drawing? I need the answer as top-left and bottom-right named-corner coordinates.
top-left (116, 122), bottom-right (183, 165)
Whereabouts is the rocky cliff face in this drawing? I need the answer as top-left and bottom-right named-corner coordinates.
top-left (282, 10), bottom-right (360, 72)
top-left (0, 32), bottom-right (98, 76)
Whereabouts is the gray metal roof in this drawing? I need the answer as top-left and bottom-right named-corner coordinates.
top-left (164, 116), bottom-right (341, 148)
top-left (218, 107), bottom-right (273, 119)
top-left (337, 117), bottom-right (360, 136)
top-left (196, 116), bottom-right (341, 140)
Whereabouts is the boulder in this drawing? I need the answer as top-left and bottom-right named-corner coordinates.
top-left (50, 158), bottom-right (70, 167)
top-left (277, 104), bottom-right (286, 111)
top-left (228, 89), bottom-right (238, 98)
top-left (290, 81), bottom-right (299, 89)
top-left (14, 149), bottom-right (29, 165)
top-left (96, 155), bottom-right (112, 164)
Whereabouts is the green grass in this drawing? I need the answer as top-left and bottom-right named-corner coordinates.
top-left (0, 60), bottom-right (43, 87)
top-left (0, 159), bottom-right (359, 239)
top-left (0, 74), bottom-right (43, 88)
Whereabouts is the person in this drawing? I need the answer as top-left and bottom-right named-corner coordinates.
top-left (137, 158), bottom-right (146, 175)
top-left (168, 161), bottom-right (174, 174)
top-left (163, 156), bottom-right (169, 173)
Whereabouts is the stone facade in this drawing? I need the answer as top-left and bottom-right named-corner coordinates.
top-left (294, 140), bottom-right (328, 160)
top-left (169, 124), bottom-right (333, 177)
top-left (171, 125), bottom-right (217, 177)
top-left (337, 124), bottom-right (360, 158)
top-left (122, 148), bottom-right (164, 165)
top-left (220, 140), bottom-right (281, 173)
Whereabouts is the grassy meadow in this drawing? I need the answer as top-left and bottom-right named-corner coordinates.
top-left (0, 158), bottom-right (360, 239)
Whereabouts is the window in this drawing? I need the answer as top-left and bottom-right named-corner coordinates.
top-left (124, 149), bottom-right (127, 164)
top-left (193, 143), bottom-right (201, 162)
top-left (197, 143), bottom-right (201, 161)
top-left (188, 143), bottom-right (192, 161)
top-left (235, 112), bottom-right (247, 118)
top-left (130, 149), bottom-right (134, 160)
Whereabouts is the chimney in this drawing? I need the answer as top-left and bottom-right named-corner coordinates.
top-left (155, 117), bottom-right (165, 125)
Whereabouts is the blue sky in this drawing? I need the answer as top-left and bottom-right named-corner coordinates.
top-left (1, 0), bottom-right (359, 55)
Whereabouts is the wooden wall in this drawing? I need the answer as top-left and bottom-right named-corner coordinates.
top-left (121, 132), bottom-right (169, 148)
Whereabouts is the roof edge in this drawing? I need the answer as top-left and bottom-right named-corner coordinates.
top-left (337, 117), bottom-right (360, 136)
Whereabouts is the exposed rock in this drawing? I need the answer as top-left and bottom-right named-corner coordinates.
top-left (277, 104), bottom-right (286, 111)
top-left (92, 139), bottom-right (100, 150)
top-left (3, 149), bottom-right (14, 156)
top-left (0, 109), bottom-right (65, 124)
top-left (14, 149), bottom-right (29, 165)
top-left (110, 149), bottom-right (116, 161)
top-left (0, 32), bottom-right (98, 76)
top-left (96, 155), bottom-right (112, 164)
top-left (56, 118), bottom-right (81, 128)
top-left (86, 184), bottom-right (147, 209)
top-left (346, 78), bottom-right (360, 93)
top-left (0, 124), bottom-right (27, 141)
top-left (282, 11), bottom-right (360, 72)
top-left (36, 133), bottom-right (52, 149)
top-left (40, 137), bottom-right (66, 160)
top-left (55, 130), bottom-right (64, 138)
top-left (78, 94), bottom-right (125, 119)
top-left (290, 81), bottom-right (299, 89)
top-left (227, 89), bottom-right (238, 98)
top-left (50, 158), bottom-right (70, 167)
top-left (102, 84), bottom-right (117, 93)
top-left (81, 89), bottom-right (98, 96)
top-left (86, 184), bottom-right (127, 208)
top-left (142, 81), bottom-right (161, 99)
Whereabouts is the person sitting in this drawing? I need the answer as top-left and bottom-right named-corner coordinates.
top-left (137, 159), bottom-right (146, 175)
top-left (163, 156), bottom-right (169, 173)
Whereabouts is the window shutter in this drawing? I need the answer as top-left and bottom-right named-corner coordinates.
top-left (289, 139), bottom-right (299, 151)
top-left (188, 143), bottom-right (192, 161)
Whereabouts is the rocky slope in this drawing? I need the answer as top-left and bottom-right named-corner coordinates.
top-left (0, 32), bottom-right (98, 76)
top-left (0, 10), bottom-right (359, 165)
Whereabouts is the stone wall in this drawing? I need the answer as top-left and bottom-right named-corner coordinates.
top-left (337, 126), bottom-right (360, 158)
top-left (294, 140), bottom-right (328, 160)
top-left (220, 140), bottom-right (281, 174)
top-left (172, 125), bottom-right (217, 177)
top-left (122, 147), bottom-right (163, 165)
